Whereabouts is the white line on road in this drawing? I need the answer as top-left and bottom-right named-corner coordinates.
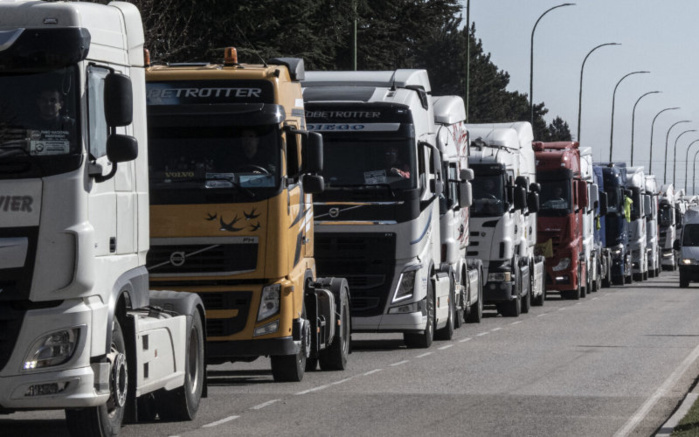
top-left (295, 384), bottom-right (331, 395)
top-left (203, 416), bottom-right (239, 428)
top-left (459, 337), bottom-right (472, 343)
top-left (438, 344), bottom-right (453, 350)
top-left (390, 360), bottom-right (410, 367)
top-left (537, 313), bottom-right (547, 317)
top-left (491, 327), bottom-right (503, 332)
top-left (476, 332), bottom-right (489, 337)
top-left (559, 307), bottom-right (567, 311)
top-left (614, 342), bottom-right (699, 437)
top-left (510, 321), bottom-right (523, 325)
top-left (250, 399), bottom-right (280, 410)
top-left (330, 377), bottom-right (354, 386)
top-left (363, 369), bottom-right (382, 376)
top-left (417, 352), bottom-right (433, 358)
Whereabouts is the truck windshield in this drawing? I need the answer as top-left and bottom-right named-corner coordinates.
top-left (321, 139), bottom-right (416, 190)
top-left (539, 179), bottom-right (572, 216)
top-left (148, 124), bottom-right (281, 205)
top-left (659, 204), bottom-right (674, 227)
top-left (0, 67), bottom-right (81, 177)
top-left (682, 224), bottom-right (699, 246)
top-left (471, 174), bottom-right (506, 217)
top-left (606, 186), bottom-right (622, 214)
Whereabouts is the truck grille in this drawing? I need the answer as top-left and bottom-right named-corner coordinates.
top-left (315, 233), bottom-right (396, 317)
top-left (0, 306), bottom-right (25, 372)
top-left (147, 244), bottom-right (258, 275)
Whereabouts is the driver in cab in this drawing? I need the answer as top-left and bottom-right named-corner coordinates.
top-left (236, 128), bottom-right (275, 173)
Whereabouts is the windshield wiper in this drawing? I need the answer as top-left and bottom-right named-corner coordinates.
top-left (151, 177), bottom-right (256, 199)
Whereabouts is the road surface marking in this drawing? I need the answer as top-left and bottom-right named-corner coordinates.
top-left (417, 352), bottom-right (433, 358)
top-left (296, 384), bottom-right (331, 395)
top-left (476, 332), bottom-right (489, 337)
top-left (363, 369), bottom-right (382, 376)
top-left (390, 360), bottom-right (410, 367)
top-left (491, 327), bottom-right (503, 332)
top-left (510, 321), bottom-right (523, 325)
top-left (330, 377), bottom-right (354, 386)
top-left (537, 313), bottom-right (547, 317)
top-left (203, 416), bottom-right (239, 428)
top-left (614, 342), bottom-right (699, 437)
top-left (250, 399), bottom-right (280, 410)
top-left (438, 344), bottom-right (453, 350)
top-left (459, 337), bottom-right (472, 343)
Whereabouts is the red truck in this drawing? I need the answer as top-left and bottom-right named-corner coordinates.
top-left (534, 141), bottom-right (589, 299)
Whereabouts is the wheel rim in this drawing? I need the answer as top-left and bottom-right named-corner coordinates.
top-left (109, 351), bottom-right (128, 413)
top-left (187, 323), bottom-right (201, 394)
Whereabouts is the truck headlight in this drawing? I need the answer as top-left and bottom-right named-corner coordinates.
top-left (552, 257), bottom-right (571, 272)
top-left (392, 269), bottom-right (418, 303)
top-left (487, 272), bottom-right (512, 282)
top-left (23, 328), bottom-right (80, 370)
top-left (257, 284), bottom-right (281, 321)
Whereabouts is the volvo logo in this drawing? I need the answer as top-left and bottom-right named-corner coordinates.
top-left (170, 251), bottom-right (186, 267)
top-left (329, 207), bottom-right (340, 218)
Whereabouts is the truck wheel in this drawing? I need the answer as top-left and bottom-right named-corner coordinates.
top-left (435, 287), bottom-right (455, 341)
top-left (157, 310), bottom-right (205, 421)
top-left (319, 283), bottom-right (350, 371)
top-left (453, 273), bottom-right (464, 329)
top-left (465, 271), bottom-right (483, 323)
top-left (580, 265), bottom-right (588, 299)
top-left (521, 285), bottom-right (531, 314)
top-left (66, 318), bottom-right (127, 437)
top-left (680, 272), bottom-right (690, 288)
top-left (404, 279), bottom-right (434, 348)
top-left (271, 308), bottom-right (308, 382)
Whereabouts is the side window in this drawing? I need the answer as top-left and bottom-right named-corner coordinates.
top-left (448, 164), bottom-right (459, 208)
top-left (87, 65), bottom-right (110, 160)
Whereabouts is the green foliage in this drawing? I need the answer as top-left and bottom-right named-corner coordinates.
top-left (91, 0), bottom-right (569, 138)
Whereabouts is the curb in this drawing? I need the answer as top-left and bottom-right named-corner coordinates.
top-left (656, 392), bottom-right (699, 436)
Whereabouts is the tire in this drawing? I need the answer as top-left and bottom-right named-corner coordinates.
top-left (498, 267), bottom-right (521, 317)
top-left (521, 283), bottom-right (531, 314)
top-left (157, 310), bottom-right (205, 421)
top-left (271, 307), bottom-right (308, 382)
top-left (404, 277), bottom-right (434, 348)
top-left (435, 286), bottom-right (455, 341)
top-left (465, 270), bottom-right (483, 323)
top-left (319, 284), bottom-right (350, 371)
top-left (454, 273), bottom-right (464, 329)
top-left (625, 273), bottom-right (632, 284)
top-left (66, 319), bottom-right (128, 437)
top-left (581, 266), bottom-right (588, 299)
top-left (680, 271), bottom-right (690, 288)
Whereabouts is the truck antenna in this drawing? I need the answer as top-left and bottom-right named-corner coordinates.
top-left (235, 24), bottom-right (267, 67)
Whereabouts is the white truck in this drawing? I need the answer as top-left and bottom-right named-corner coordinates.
top-left (303, 70), bottom-right (452, 347)
top-left (580, 147), bottom-right (600, 292)
top-left (659, 184), bottom-right (678, 270)
top-left (0, 2), bottom-right (205, 435)
top-left (645, 175), bottom-right (661, 277)
top-left (622, 166), bottom-right (649, 281)
top-left (466, 123), bottom-right (545, 316)
top-left (432, 96), bottom-right (483, 325)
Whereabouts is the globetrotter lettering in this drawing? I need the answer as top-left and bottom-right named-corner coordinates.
top-left (0, 196), bottom-right (33, 212)
top-left (148, 87), bottom-right (262, 99)
top-left (307, 124), bottom-right (366, 131)
top-left (305, 111), bottom-right (381, 119)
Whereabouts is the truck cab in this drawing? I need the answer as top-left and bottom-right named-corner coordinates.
top-left (645, 175), bottom-right (660, 277)
top-left (598, 163), bottom-right (633, 284)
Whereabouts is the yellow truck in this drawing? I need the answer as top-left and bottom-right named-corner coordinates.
top-left (145, 49), bottom-right (350, 382)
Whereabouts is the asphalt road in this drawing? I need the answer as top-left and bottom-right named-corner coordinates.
top-left (4, 270), bottom-right (699, 437)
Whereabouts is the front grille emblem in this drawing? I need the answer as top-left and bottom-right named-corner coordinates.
top-left (329, 207), bottom-right (340, 218)
top-left (170, 251), bottom-right (186, 267)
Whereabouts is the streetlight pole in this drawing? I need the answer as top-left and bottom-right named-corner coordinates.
top-left (649, 107), bottom-right (679, 174)
top-left (684, 139), bottom-right (699, 193)
top-left (673, 129), bottom-right (696, 186)
top-left (609, 70), bottom-right (649, 161)
top-left (465, 0), bottom-right (470, 121)
top-left (530, 3), bottom-right (575, 124)
top-left (577, 42), bottom-right (620, 142)
top-left (693, 147), bottom-right (699, 195)
top-left (664, 120), bottom-right (691, 184)
top-left (630, 90), bottom-right (660, 166)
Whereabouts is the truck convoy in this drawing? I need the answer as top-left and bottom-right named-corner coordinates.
top-left (432, 96), bottom-right (483, 326)
top-left (645, 175), bottom-right (661, 277)
top-left (302, 69), bottom-right (453, 347)
top-left (534, 141), bottom-right (588, 299)
top-left (593, 166), bottom-right (613, 288)
top-left (145, 50), bottom-right (351, 381)
top-left (622, 165), bottom-right (649, 281)
top-left (0, 1), bottom-right (206, 436)
top-left (467, 123), bottom-right (544, 315)
top-left (597, 163), bottom-right (633, 285)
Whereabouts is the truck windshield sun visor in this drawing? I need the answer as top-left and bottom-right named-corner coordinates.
top-left (0, 28), bottom-right (90, 71)
top-left (148, 103), bottom-right (286, 127)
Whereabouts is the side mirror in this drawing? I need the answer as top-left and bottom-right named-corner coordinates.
top-left (285, 126), bottom-right (301, 177)
top-left (578, 181), bottom-right (589, 211)
top-left (527, 191), bottom-right (539, 213)
top-left (459, 180), bottom-right (472, 207)
top-left (515, 175), bottom-right (528, 189)
top-left (599, 192), bottom-right (609, 216)
top-left (460, 168), bottom-right (474, 181)
top-left (104, 72), bottom-right (133, 127)
top-left (430, 179), bottom-right (444, 196)
top-left (107, 134), bottom-right (138, 163)
top-left (302, 174), bottom-right (324, 194)
top-left (674, 239), bottom-right (681, 251)
top-left (529, 182), bottom-right (541, 193)
top-left (304, 132), bottom-right (323, 174)
top-left (514, 186), bottom-right (527, 210)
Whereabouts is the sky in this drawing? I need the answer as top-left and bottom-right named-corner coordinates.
top-left (469, 0), bottom-right (699, 191)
